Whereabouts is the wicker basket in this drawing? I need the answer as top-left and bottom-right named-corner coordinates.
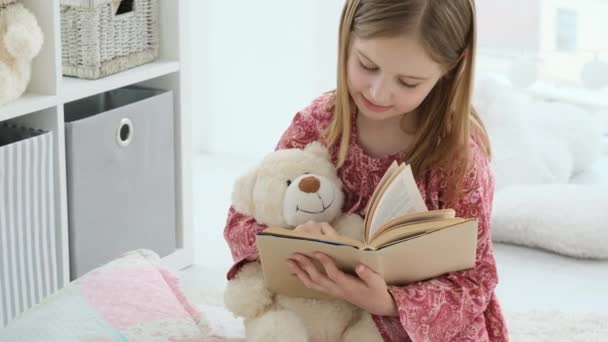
top-left (60, 0), bottom-right (159, 80)
top-left (0, 0), bottom-right (16, 6)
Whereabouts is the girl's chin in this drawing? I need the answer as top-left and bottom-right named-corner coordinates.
top-left (356, 105), bottom-right (401, 122)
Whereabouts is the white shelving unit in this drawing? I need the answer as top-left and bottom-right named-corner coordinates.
top-left (0, 0), bottom-right (194, 318)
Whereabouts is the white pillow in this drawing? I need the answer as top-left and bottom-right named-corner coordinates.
top-left (529, 101), bottom-right (603, 175)
top-left (492, 184), bottom-right (608, 259)
top-left (571, 156), bottom-right (608, 185)
top-left (474, 76), bottom-right (603, 189)
top-left (475, 77), bottom-right (574, 190)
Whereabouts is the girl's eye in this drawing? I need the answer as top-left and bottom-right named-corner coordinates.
top-left (399, 80), bottom-right (419, 89)
top-left (286, 180), bottom-right (292, 186)
top-left (359, 61), bottom-right (378, 72)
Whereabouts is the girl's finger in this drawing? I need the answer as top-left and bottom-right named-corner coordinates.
top-left (290, 254), bottom-right (340, 295)
top-left (314, 253), bottom-right (351, 286)
top-left (287, 260), bottom-right (318, 290)
top-left (355, 263), bottom-right (385, 290)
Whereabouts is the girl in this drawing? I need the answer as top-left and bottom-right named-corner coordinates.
top-left (224, 0), bottom-right (509, 340)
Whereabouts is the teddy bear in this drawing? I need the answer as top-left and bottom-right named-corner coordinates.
top-left (0, 0), bottom-right (44, 107)
top-left (223, 142), bottom-right (384, 342)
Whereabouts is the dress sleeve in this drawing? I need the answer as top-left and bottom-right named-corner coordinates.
top-left (384, 140), bottom-right (499, 341)
top-left (223, 207), bottom-right (268, 280)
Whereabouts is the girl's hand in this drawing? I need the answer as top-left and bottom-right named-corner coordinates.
top-left (293, 221), bottom-right (337, 236)
top-left (287, 252), bottom-right (399, 317)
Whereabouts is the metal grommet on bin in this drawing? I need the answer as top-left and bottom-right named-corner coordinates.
top-left (116, 118), bottom-right (133, 147)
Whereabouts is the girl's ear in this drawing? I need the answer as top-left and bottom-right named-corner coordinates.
top-left (231, 168), bottom-right (258, 216)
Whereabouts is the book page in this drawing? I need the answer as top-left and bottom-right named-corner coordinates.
top-left (363, 161), bottom-right (399, 221)
top-left (370, 218), bottom-right (469, 249)
top-left (367, 164), bottom-right (428, 240)
top-left (363, 162), bottom-right (402, 239)
top-left (370, 209), bottom-right (456, 240)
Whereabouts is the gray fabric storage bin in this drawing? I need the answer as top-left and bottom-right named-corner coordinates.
top-left (0, 123), bottom-right (55, 327)
top-left (64, 86), bottom-right (176, 279)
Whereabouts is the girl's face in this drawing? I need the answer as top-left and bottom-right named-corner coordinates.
top-left (346, 34), bottom-right (444, 123)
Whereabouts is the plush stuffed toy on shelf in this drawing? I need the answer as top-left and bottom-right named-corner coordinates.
top-left (0, 0), bottom-right (43, 107)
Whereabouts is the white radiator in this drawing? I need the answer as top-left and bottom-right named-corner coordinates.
top-left (0, 125), bottom-right (58, 327)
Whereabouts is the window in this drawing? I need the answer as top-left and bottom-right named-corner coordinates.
top-left (476, 0), bottom-right (608, 133)
top-left (556, 9), bottom-right (578, 52)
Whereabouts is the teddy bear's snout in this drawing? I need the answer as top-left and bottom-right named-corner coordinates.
top-left (298, 176), bottom-right (321, 193)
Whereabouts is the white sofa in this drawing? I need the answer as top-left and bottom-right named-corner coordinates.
top-left (475, 77), bottom-right (608, 260)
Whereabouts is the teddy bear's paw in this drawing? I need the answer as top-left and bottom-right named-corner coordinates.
top-left (223, 281), bottom-right (273, 319)
top-left (245, 310), bottom-right (308, 342)
top-left (236, 261), bottom-right (264, 279)
top-left (4, 17), bottom-right (44, 60)
top-left (333, 213), bottom-right (365, 242)
top-left (341, 312), bottom-right (384, 342)
top-left (0, 62), bottom-right (10, 89)
top-left (223, 263), bottom-right (273, 318)
top-left (276, 295), bottom-right (359, 341)
top-left (0, 62), bottom-right (15, 106)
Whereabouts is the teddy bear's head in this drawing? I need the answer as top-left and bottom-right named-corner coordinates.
top-left (231, 142), bottom-right (344, 228)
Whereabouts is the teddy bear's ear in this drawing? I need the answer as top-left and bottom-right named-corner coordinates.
top-left (231, 167), bottom-right (258, 216)
top-left (303, 141), bottom-right (330, 161)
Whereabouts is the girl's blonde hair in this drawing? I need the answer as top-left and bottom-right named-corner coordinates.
top-left (326, 0), bottom-right (491, 205)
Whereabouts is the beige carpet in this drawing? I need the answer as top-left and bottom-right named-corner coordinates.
top-left (506, 310), bottom-right (608, 341)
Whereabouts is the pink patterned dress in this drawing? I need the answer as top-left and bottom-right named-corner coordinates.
top-left (223, 92), bottom-right (509, 341)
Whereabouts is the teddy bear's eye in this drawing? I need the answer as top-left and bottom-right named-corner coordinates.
top-left (286, 180), bottom-right (292, 186)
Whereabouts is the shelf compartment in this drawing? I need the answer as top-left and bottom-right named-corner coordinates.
top-left (61, 60), bottom-right (180, 104)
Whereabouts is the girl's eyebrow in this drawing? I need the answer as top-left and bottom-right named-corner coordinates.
top-left (356, 49), bottom-right (429, 81)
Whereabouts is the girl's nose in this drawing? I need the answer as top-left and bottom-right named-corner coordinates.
top-left (369, 76), bottom-right (391, 105)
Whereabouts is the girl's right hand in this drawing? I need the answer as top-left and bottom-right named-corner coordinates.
top-left (294, 221), bottom-right (337, 237)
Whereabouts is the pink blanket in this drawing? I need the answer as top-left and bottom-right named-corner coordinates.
top-left (1, 250), bottom-right (209, 341)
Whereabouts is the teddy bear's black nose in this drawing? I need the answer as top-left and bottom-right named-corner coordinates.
top-left (298, 176), bottom-right (320, 193)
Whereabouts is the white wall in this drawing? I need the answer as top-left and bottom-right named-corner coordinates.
top-left (190, 0), bottom-right (343, 160)
top-left (477, 0), bottom-right (542, 52)
top-left (190, 0), bottom-right (607, 158)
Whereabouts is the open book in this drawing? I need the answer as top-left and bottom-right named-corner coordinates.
top-left (256, 161), bottom-right (478, 299)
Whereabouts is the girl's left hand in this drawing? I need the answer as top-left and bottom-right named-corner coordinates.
top-left (287, 252), bottom-right (398, 317)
